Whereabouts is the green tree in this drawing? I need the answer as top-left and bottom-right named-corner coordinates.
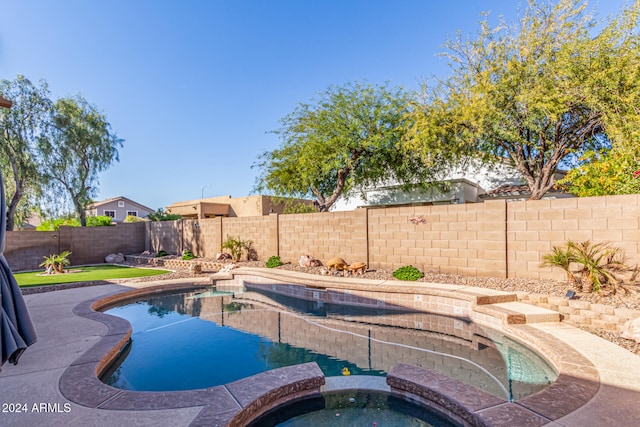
top-left (557, 150), bottom-right (640, 196)
top-left (38, 96), bottom-right (123, 226)
top-left (254, 82), bottom-right (442, 212)
top-left (0, 75), bottom-right (52, 230)
top-left (406, 0), bottom-right (640, 200)
top-left (147, 208), bottom-right (181, 221)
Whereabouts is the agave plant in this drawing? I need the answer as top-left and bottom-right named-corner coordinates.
top-left (540, 243), bottom-right (579, 288)
top-left (568, 241), bottom-right (628, 293)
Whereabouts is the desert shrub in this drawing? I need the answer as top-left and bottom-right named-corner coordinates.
top-left (124, 215), bottom-right (146, 223)
top-left (393, 265), bottom-right (424, 281)
top-left (36, 218), bottom-right (78, 230)
top-left (147, 208), bottom-right (182, 221)
top-left (221, 235), bottom-right (253, 262)
top-left (266, 255), bottom-right (283, 268)
top-left (87, 215), bottom-right (114, 226)
top-left (156, 250), bottom-right (168, 257)
top-left (36, 215), bottom-right (114, 230)
top-left (182, 249), bottom-right (195, 260)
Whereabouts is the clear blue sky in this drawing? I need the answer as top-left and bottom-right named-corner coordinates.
top-left (0, 0), bottom-right (629, 211)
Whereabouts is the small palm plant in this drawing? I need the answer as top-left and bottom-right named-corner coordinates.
top-left (221, 236), bottom-right (253, 262)
top-left (569, 241), bottom-right (628, 293)
top-left (540, 243), bottom-right (579, 288)
top-left (39, 251), bottom-right (72, 274)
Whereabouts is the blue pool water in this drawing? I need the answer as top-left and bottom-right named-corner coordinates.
top-left (102, 298), bottom-right (380, 391)
top-left (102, 286), bottom-right (557, 400)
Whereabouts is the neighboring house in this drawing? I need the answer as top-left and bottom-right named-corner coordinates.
top-left (331, 158), bottom-right (572, 211)
top-left (86, 196), bottom-right (154, 222)
top-left (0, 95), bottom-right (12, 108)
top-left (19, 212), bottom-right (44, 230)
top-left (166, 195), bottom-right (313, 219)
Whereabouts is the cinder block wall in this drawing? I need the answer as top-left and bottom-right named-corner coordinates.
top-left (7, 194), bottom-right (639, 278)
top-left (146, 221), bottom-right (183, 254)
top-left (181, 217), bottom-right (223, 259)
top-left (220, 216), bottom-right (271, 260)
top-left (278, 210), bottom-right (368, 265)
top-left (64, 223), bottom-right (146, 265)
top-left (367, 201), bottom-right (507, 277)
top-left (5, 231), bottom-right (61, 271)
top-left (6, 223), bottom-right (146, 270)
top-left (507, 194), bottom-right (640, 280)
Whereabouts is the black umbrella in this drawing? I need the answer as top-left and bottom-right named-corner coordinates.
top-left (0, 166), bottom-right (37, 369)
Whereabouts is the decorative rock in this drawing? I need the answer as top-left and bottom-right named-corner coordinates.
top-left (105, 253), bottom-right (125, 263)
top-left (620, 317), bottom-right (640, 343)
top-left (190, 263), bottom-right (202, 274)
top-left (326, 257), bottom-right (348, 272)
top-left (299, 255), bottom-right (322, 268)
top-left (216, 253), bottom-right (233, 261)
top-left (348, 262), bottom-right (367, 275)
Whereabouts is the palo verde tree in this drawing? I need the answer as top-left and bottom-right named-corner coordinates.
top-left (406, 0), bottom-right (640, 200)
top-left (254, 81), bottom-right (442, 212)
top-left (38, 96), bottom-right (123, 226)
top-left (0, 76), bottom-right (52, 230)
top-left (558, 2), bottom-right (640, 196)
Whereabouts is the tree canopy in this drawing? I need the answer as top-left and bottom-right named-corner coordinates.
top-left (38, 96), bottom-right (122, 226)
top-left (405, 0), bottom-right (640, 200)
top-left (254, 82), bottom-right (444, 211)
top-left (0, 76), bottom-right (52, 230)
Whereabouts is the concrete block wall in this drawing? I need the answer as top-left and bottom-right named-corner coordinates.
top-left (181, 218), bottom-right (222, 259)
top-left (64, 223), bottom-right (146, 265)
top-left (7, 194), bottom-right (639, 279)
top-left (5, 223), bottom-right (145, 270)
top-left (507, 194), bottom-right (640, 280)
top-left (146, 221), bottom-right (183, 255)
top-left (221, 216), bottom-right (272, 261)
top-left (367, 200), bottom-right (507, 277)
top-left (277, 210), bottom-right (368, 265)
top-left (5, 231), bottom-right (61, 271)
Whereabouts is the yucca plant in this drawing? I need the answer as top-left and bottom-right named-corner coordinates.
top-left (568, 240), bottom-right (628, 293)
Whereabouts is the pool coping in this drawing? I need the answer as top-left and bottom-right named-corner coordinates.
top-left (55, 269), bottom-right (636, 426)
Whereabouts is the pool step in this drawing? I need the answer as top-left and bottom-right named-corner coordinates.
top-left (477, 301), bottom-right (562, 324)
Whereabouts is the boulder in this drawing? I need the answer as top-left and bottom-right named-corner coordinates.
top-left (299, 255), bottom-right (316, 268)
top-left (216, 253), bottom-right (233, 261)
top-left (620, 317), bottom-right (640, 344)
top-left (105, 253), bottom-right (125, 263)
top-left (190, 263), bottom-right (202, 274)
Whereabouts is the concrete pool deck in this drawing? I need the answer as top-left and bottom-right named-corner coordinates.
top-left (1, 271), bottom-right (640, 426)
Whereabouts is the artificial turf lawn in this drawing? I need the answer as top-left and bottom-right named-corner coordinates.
top-left (15, 264), bottom-right (171, 287)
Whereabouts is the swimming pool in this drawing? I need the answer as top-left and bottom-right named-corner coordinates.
top-left (101, 284), bottom-right (557, 401)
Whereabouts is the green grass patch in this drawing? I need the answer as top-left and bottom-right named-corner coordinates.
top-left (15, 264), bottom-right (171, 287)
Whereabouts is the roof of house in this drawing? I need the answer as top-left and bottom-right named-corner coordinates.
top-left (479, 184), bottom-right (574, 200)
top-left (87, 196), bottom-right (154, 213)
top-left (0, 95), bottom-right (12, 108)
